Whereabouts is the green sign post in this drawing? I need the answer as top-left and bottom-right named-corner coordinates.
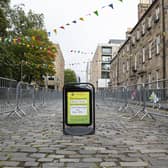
top-left (63, 83), bottom-right (95, 136)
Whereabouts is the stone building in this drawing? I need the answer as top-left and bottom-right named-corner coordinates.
top-left (89, 40), bottom-right (124, 89)
top-left (110, 0), bottom-right (168, 87)
top-left (44, 44), bottom-right (65, 91)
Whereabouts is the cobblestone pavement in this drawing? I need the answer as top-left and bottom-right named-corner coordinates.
top-left (1, 98), bottom-right (168, 168)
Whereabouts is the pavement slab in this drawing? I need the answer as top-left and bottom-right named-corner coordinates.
top-left (1, 98), bottom-right (168, 167)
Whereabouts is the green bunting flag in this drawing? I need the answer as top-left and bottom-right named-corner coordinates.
top-left (94, 10), bottom-right (99, 16)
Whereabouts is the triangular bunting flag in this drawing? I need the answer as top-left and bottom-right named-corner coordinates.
top-left (72, 20), bottom-right (77, 24)
top-left (66, 23), bottom-right (70, 26)
top-left (79, 17), bottom-right (84, 21)
top-left (53, 29), bottom-right (57, 34)
top-left (94, 10), bottom-right (99, 16)
top-left (47, 32), bottom-right (51, 36)
top-left (109, 4), bottom-right (113, 9)
top-left (60, 26), bottom-right (65, 29)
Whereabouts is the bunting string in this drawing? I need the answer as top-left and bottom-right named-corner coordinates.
top-left (47, 2), bottom-right (122, 35)
top-left (70, 50), bottom-right (94, 55)
top-left (0, 35), bottom-right (56, 53)
top-left (66, 59), bottom-right (110, 66)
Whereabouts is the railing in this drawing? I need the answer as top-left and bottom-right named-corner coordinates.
top-left (0, 77), bottom-right (61, 119)
top-left (97, 79), bottom-right (168, 120)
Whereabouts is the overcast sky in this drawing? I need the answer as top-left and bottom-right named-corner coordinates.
top-left (10, 0), bottom-right (139, 81)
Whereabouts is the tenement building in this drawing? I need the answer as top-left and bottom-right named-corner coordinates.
top-left (110, 0), bottom-right (168, 87)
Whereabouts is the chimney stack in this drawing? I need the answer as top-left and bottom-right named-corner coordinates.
top-left (138, 0), bottom-right (152, 20)
top-left (126, 28), bottom-right (132, 39)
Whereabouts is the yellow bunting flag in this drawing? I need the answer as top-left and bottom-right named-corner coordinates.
top-left (32, 36), bottom-right (35, 40)
top-left (79, 17), bottom-right (84, 21)
top-left (53, 29), bottom-right (57, 34)
top-left (13, 38), bottom-right (16, 44)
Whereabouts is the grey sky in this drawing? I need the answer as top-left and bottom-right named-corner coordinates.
top-left (10, 0), bottom-right (139, 81)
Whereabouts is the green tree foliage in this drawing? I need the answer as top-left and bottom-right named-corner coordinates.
top-left (0, 0), bottom-right (10, 36)
top-left (64, 69), bottom-right (77, 84)
top-left (8, 5), bottom-right (44, 35)
top-left (0, 4), bottom-right (56, 84)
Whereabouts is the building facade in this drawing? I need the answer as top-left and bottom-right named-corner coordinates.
top-left (110, 0), bottom-right (168, 87)
top-left (89, 40), bottom-right (124, 89)
top-left (44, 44), bottom-right (65, 91)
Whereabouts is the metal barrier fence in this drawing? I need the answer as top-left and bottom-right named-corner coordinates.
top-left (0, 77), bottom-right (17, 116)
top-left (0, 77), bottom-right (61, 119)
top-left (97, 79), bottom-right (168, 120)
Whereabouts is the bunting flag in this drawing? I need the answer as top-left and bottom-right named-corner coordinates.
top-left (60, 26), bottom-right (65, 29)
top-left (72, 20), bottom-right (77, 24)
top-left (79, 17), bottom-right (84, 21)
top-left (0, 35), bottom-right (57, 53)
top-left (109, 4), bottom-right (113, 9)
top-left (53, 29), bottom-right (57, 34)
top-left (69, 50), bottom-right (94, 55)
top-left (47, 32), bottom-right (51, 36)
top-left (93, 10), bottom-right (99, 16)
top-left (51, 2), bottom-right (120, 34)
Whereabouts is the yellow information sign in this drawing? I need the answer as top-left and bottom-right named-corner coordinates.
top-left (67, 91), bottom-right (90, 125)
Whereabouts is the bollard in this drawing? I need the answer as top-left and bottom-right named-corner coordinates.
top-left (63, 83), bottom-right (95, 136)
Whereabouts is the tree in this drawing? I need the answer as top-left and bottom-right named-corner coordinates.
top-left (64, 69), bottom-right (77, 84)
top-left (0, 4), bottom-right (56, 84)
top-left (0, 0), bottom-right (10, 36)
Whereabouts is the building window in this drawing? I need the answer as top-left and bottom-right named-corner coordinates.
top-left (102, 47), bottom-right (112, 55)
top-left (142, 47), bottom-right (145, 63)
top-left (154, 6), bottom-right (160, 22)
top-left (156, 35), bottom-right (160, 55)
top-left (135, 55), bottom-right (137, 70)
top-left (123, 63), bottom-right (125, 73)
top-left (102, 56), bottom-right (111, 62)
top-left (156, 70), bottom-right (159, 88)
top-left (142, 22), bottom-right (146, 35)
top-left (148, 73), bottom-right (151, 88)
top-left (126, 44), bottom-right (130, 52)
top-left (102, 64), bottom-right (110, 71)
top-left (136, 30), bottom-right (140, 41)
top-left (126, 60), bottom-right (129, 72)
top-left (149, 42), bottom-right (152, 59)
top-left (132, 36), bottom-right (135, 45)
top-left (102, 72), bottom-right (110, 79)
top-left (48, 76), bottom-right (55, 80)
top-left (115, 65), bottom-right (117, 77)
top-left (147, 16), bottom-right (152, 29)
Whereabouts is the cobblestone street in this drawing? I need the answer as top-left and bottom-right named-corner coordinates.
top-left (1, 98), bottom-right (168, 168)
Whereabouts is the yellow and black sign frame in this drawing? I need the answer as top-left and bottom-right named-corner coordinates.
top-left (63, 83), bottom-right (95, 136)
